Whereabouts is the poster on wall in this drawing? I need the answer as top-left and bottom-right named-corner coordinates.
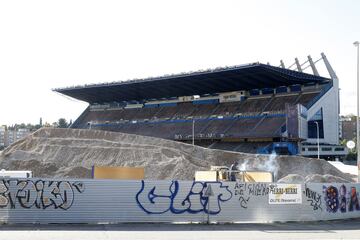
top-left (268, 183), bottom-right (302, 204)
top-left (285, 103), bottom-right (300, 139)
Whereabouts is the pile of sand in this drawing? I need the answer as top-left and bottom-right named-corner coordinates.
top-left (0, 128), bottom-right (355, 182)
top-left (277, 174), bottom-right (353, 183)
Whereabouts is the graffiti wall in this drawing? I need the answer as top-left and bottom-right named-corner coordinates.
top-left (0, 178), bottom-right (360, 224)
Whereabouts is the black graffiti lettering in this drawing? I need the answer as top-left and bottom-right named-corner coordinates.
top-left (234, 182), bottom-right (269, 209)
top-left (0, 179), bottom-right (84, 210)
top-left (305, 187), bottom-right (322, 211)
top-left (17, 180), bottom-right (37, 208)
top-left (58, 181), bottom-right (74, 210)
top-left (238, 196), bottom-right (250, 209)
top-left (248, 183), bottom-right (269, 196)
top-left (35, 180), bottom-right (44, 209)
top-left (42, 181), bottom-right (76, 209)
top-left (72, 181), bottom-right (85, 193)
top-left (0, 181), bottom-right (9, 207)
top-left (234, 183), bottom-right (246, 196)
top-left (42, 181), bottom-right (62, 209)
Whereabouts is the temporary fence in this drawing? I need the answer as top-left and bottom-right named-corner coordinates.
top-left (0, 178), bottom-right (359, 224)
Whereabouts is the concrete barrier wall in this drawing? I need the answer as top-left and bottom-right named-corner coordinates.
top-left (0, 178), bottom-right (359, 224)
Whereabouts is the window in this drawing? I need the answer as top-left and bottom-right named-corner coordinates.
top-left (308, 108), bottom-right (324, 139)
top-left (308, 147), bottom-right (318, 151)
top-left (321, 147), bottom-right (332, 151)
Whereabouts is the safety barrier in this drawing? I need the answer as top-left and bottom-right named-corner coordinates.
top-left (0, 178), bottom-right (359, 224)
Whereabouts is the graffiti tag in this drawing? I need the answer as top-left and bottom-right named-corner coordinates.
top-left (0, 179), bottom-right (85, 210)
top-left (136, 181), bottom-right (232, 215)
top-left (234, 182), bottom-right (269, 196)
top-left (233, 182), bottom-right (269, 209)
top-left (305, 187), bottom-right (322, 211)
top-left (238, 196), bottom-right (250, 209)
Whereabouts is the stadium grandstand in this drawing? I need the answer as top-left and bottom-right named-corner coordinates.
top-left (54, 53), bottom-right (347, 159)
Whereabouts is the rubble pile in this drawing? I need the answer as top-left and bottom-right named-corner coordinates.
top-left (0, 128), bottom-right (354, 182)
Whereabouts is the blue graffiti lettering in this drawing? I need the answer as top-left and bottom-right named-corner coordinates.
top-left (136, 181), bottom-right (232, 215)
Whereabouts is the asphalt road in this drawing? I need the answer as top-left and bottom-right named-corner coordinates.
top-left (1, 219), bottom-right (360, 240)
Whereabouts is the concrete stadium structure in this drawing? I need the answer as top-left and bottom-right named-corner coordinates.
top-left (55, 53), bottom-right (346, 159)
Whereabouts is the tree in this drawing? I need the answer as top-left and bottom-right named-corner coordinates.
top-left (57, 118), bottom-right (68, 128)
top-left (43, 122), bottom-right (52, 128)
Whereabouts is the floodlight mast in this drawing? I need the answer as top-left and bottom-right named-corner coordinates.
top-left (354, 41), bottom-right (360, 182)
top-left (192, 119), bottom-right (195, 146)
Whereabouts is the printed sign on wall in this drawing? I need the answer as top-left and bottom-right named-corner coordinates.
top-left (268, 183), bottom-right (302, 204)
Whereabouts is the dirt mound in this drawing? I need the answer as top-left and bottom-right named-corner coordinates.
top-left (277, 174), bottom-right (305, 183)
top-left (277, 174), bottom-right (352, 183)
top-left (304, 174), bottom-right (352, 183)
top-left (0, 128), bottom-right (355, 182)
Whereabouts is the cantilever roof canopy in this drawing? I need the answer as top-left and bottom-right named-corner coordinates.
top-left (54, 63), bottom-right (331, 104)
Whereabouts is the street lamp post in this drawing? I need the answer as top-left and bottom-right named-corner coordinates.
top-left (354, 41), bottom-right (360, 182)
top-left (314, 121), bottom-right (320, 159)
top-left (192, 119), bottom-right (195, 146)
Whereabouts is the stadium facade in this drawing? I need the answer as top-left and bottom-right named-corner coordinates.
top-left (55, 53), bottom-right (346, 159)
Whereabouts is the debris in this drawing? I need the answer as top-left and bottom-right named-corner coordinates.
top-left (0, 128), bottom-right (355, 182)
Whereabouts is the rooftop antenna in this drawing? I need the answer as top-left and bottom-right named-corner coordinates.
top-left (307, 55), bottom-right (320, 76)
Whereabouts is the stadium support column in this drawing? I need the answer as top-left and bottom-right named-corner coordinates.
top-left (280, 60), bottom-right (285, 68)
top-left (295, 58), bottom-right (302, 72)
top-left (322, 53), bottom-right (340, 146)
top-left (354, 41), bottom-right (360, 182)
top-left (307, 55), bottom-right (320, 76)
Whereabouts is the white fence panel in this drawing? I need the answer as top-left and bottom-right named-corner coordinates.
top-left (0, 178), bottom-right (359, 223)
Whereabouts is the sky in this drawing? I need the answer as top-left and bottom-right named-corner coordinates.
top-left (0, 0), bottom-right (359, 126)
